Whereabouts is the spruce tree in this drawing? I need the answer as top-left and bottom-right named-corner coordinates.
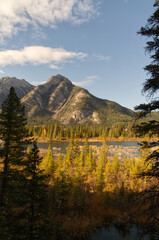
top-left (0, 87), bottom-right (30, 239)
top-left (96, 147), bottom-right (105, 191)
top-left (135, 1), bottom-right (159, 235)
top-left (41, 144), bottom-right (55, 175)
top-left (23, 141), bottom-right (52, 240)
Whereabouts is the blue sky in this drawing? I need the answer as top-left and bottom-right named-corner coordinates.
top-left (0, 0), bottom-right (155, 110)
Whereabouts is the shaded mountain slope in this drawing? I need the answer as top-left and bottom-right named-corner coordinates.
top-left (0, 77), bottom-right (34, 107)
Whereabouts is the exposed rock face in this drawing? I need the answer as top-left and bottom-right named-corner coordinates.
top-left (92, 112), bottom-right (101, 123)
top-left (0, 74), bottom-right (134, 125)
top-left (21, 75), bottom-right (74, 118)
top-left (0, 77), bottom-right (34, 107)
top-left (21, 74), bottom-right (134, 124)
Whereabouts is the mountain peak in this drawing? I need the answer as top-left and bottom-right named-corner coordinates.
top-left (0, 76), bottom-right (35, 107)
top-left (47, 74), bottom-right (72, 84)
top-left (0, 75), bottom-right (134, 125)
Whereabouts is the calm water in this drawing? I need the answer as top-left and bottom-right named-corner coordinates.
top-left (37, 141), bottom-right (139, 158)
top-left (89, 225), bottom-right (149, 240)
top-left (37, 141), bottom-right (139, 152)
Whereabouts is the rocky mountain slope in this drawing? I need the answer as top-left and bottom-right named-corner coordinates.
top-left (0, 74), bottom-right (134, 125)
top-left (0, 77), bottom-right (34, 107)
top-left (21, 74), bottom-right (134, 125)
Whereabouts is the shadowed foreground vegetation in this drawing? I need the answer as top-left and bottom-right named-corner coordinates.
top-left (0, 87), bottom-right (158, 240)
top-left (40, 138), bottom-right (157, 239)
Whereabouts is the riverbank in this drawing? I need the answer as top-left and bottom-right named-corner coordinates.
top-left (35, 136), bottom-right (158, 143)
top-left (0, 136), bottom-right (157, 144)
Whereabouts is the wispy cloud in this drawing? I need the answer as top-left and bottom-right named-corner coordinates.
top-left (0, 46), bottom-right (88, 68)
top-left (73, 75), bottom-right (100, 87)
top-left (31, 81), bottom-right (46, 86)
top-left (49, 64), bottom-right (62, 70)
top-left (0, 70), bottom-right (4, 74)
top-left (0, 0), bottom-right (98, 43)
top-left (93, 54), bottom-right (111, 61)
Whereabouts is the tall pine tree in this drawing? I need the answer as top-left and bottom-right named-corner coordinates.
top-left (0, 87), bottom-right (30, 239)
top-left (135, 1), bottom-right (159, 236)
top-left (23, 141), bottom-right (52, 240)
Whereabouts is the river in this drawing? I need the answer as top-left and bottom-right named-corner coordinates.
top-left (37, 141), bottom-right (140, 158)
top-left (89, 224), bottom-right (150, 240)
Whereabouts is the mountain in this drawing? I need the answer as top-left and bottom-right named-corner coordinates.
top-left (0, 75), bottom-right (134, 125)
top-left (21, 74), bottom-right (134, 125)
top-left (0, 77), bottom-right (35, 107)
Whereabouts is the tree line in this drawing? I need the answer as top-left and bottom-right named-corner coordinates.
top-left (28, 122), bottom-right (137, 140)
top-left (27, 116), bottom-right (159, 140)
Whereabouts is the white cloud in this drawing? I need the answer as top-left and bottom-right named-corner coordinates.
top-left (93, 54), bottom-right (111, 61)
top-left (0, 70), bottom-right (4, 74)
top-left (0, 46), bottom-right (88, 68)
top-left (0, 0), bottom-right (98, 42)
top-left (49, 64), bottom-right (62, 70)
top-left (31, 80), bottom-right (46, 86)
top-left (73, 75), bottom-right (100, 86)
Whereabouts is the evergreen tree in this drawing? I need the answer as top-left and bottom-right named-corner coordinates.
top-left (83, 136), bottom-right (89, 156)
top-left (0, 87), bottom-right (30, 239)
top-left (86, 147), bottom-right (94, 174)
top-left (104, 159), bottom-right (113, 191)
top-left (111, 154), bottom-right (120, 190)
top-left (54, 173), bottom-right (70, 213)
top-left (41, 144), bottom-right (55, 176)
top-left (23, 141), bottom-right (52, 240)
top-left (134, 1), bottom-right (159, 235)
top-left (96, 147), bottom-right (105, 191)
top-left (79, 150), bottom-right (85, 168)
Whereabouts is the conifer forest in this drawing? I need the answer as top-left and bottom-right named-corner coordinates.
top-left (0, 2), bottom-right (159, 240)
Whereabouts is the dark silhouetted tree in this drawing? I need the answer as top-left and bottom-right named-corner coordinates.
top-left (135, 1), bottom-right (159, 236)
top-left (23, 141), bottom-right (52, 240)
top-left (0, 87), bottom-right (30, 239)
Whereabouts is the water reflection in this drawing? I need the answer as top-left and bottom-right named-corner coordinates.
top-left (89, 225), bottom-right (149, 240)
